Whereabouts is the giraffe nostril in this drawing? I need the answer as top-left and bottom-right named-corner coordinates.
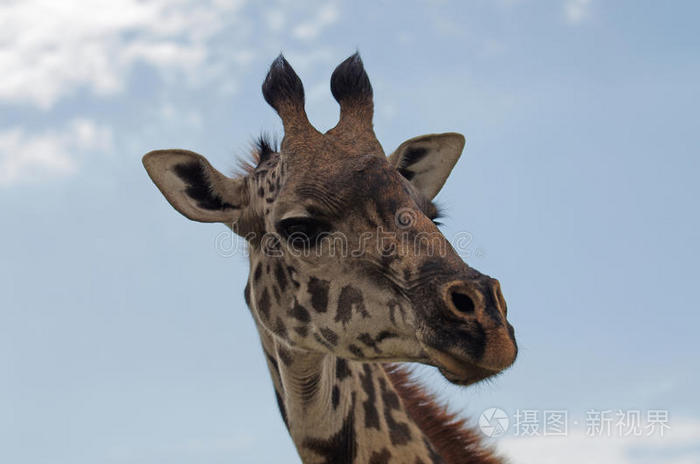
top-left (491, 279), bottom-right (507, 317)
top-left (450, 291), bottom-right (475, 315)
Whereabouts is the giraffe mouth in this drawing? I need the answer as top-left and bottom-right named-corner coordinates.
top-left (437, 365), bottom-right (500, 386)
top-left (422, 346), bottom-right (502, 386)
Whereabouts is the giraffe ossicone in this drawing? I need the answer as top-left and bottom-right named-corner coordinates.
top-left (143, 52), bottom-right (517, 464)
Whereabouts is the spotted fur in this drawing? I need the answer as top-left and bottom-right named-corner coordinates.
top-left (143, 52), bottom-right (517, 464)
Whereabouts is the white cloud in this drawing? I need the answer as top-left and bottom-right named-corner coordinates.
top-left (292, 2), bottom-right (340, 40)
top-left (0, 0), bottom-right (347, 110)
top-left (564, 0), bottom-right (592, 24)
top-left (498, 420), bottom-right (700, 464)
top-left (0, 0), bottom-right (345, 187)
top-left (0, 0), bottom-right (245, 109)
top-left (0, 119), bottom-right (113, 186)
top-left (264, 9), bottom-right (286, 32)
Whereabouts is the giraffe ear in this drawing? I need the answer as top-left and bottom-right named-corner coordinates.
top-left (388, 133), bottom-right (465, 200)
top-left (143, 149), bottom-right (246, 224)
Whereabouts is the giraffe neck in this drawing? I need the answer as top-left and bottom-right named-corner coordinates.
top-left (254, 323), bottom-right (444, 464)
top-left (241, 160), bottom-right (499, 463)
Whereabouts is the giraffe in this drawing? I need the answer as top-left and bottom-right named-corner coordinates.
top-left (143, 53), bottom-right (517, 464)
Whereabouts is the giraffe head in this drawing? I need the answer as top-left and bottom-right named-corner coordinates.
top-left (143, 54), bottom-right (517, 385)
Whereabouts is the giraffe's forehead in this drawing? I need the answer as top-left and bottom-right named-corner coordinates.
top-left (281, 153), bottom-right (410, 216)
top-left (284, 138), bottom-right (383, 176)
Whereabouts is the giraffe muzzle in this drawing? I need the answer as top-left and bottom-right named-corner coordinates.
top-left (420, 277), bottom-right (517, 385)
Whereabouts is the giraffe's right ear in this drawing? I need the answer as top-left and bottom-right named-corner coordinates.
top-left (142, 149), bottom-right (247, 224)
top-left (388, 133), bottom-right (465, 200)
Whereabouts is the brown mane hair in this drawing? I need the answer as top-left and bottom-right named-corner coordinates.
top-left (384, 364), bottom-right (505, 464)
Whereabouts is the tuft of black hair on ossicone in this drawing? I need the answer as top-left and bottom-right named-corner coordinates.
top-left (330, 52), bottom-right (373, 103)
top-left (262, 54), bottom-right (305, 111)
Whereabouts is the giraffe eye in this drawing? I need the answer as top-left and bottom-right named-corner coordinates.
top-left (277, 217), bottom-right (329, 248)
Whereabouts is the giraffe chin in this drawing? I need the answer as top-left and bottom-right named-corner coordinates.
top-left (423, 346), bottom-right (502, 386)
top-left (437, 365), bottom-right (500, 386)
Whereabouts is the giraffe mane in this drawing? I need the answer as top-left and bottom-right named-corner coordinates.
top-left (383, 364), bottom-right (506, 464)
top-left (237, 134), bottom-right (279, 175)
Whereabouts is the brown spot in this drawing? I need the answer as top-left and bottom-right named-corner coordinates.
top-left (376, 331), bottom-right (399, 343)
top-left (336, 285), bottom-right (369, 325)
top-left (359, 365), bottom-right (380, 430)
top-left (273, 285), bottom-right (281, 305)
top-left (332, 385), bottom-right (340, 409)
top-left (320, 327), bottom-right (338, 346)
top-left (293, 326), bottom-right (308, 337)
top-left (287, 266), bottom-right (300, 288)
top-left (369, 448), bottom-right (392, 464)
top-left (336, 358), bottom-right (351, 381)
top-left (289, 301), bottom-right (310, 323)
top-left (274, 316), bottom-right (288, 340)
top-left (275, 261), bottom-right (288, 291)
top-left (388, 299), bottom-right (405, 326)
top-left (308, 277), bottom-right (330, 313)
top-left (277, 345), bottom-right (292, 366)
top-left (313, 333), bottom-right (333, 350)
top-left (257, 287), bottom-right (271, 320)
top-left (379, 377), bottom-right (411, 446)
top-left (303, 392), bottom-right (357, 464)
top-left (358, 333), bottom-right (381, 354)
top-left (348, 344), bottom-right (363, 357)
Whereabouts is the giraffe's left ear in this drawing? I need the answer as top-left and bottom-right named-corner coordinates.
top-left (143, 149), bottom-right (247, 225)
top-left (388, 132), bottom-right (465, 200)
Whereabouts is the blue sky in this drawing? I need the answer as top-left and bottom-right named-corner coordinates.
top-left (1, 1), bottom-right (699, 462)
